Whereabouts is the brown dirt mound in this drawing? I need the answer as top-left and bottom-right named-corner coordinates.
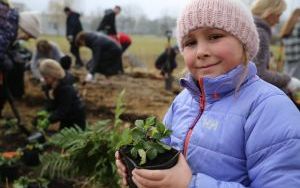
top-left (2, 68), bottom-right (181, 129)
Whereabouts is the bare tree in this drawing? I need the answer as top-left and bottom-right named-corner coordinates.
top-left (47, 0), bottom-right (66, 35)
top-left (118, 4), bottom-right (145, 33)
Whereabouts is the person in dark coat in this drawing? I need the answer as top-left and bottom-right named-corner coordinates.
top-left (0, 0), bottom-right (18, 117)
top-left (64, 7), bottom-right (83, 68)
top-left (6, 12), bottom-right (40, 99)
top-left (0, 0), bottom-right (18, 68)
top-left (0, 10), bottom-right (40, 117)
top-left (155, 45), bottom-right (179, 76)
top-left (97, 5), bottom-right (121, 40)
top-left (75, 31), bottom-right (123, 82)
top-left (39, 59), bottom-right (85, 130)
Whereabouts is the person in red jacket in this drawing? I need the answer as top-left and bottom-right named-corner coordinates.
top-left (118, 32), bottom-right (132, 53)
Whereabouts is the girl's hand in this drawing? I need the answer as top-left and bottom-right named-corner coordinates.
top-left (115, 151), bottom-right (128, 186)
top-left (132, 153), bottom-right (192, 188)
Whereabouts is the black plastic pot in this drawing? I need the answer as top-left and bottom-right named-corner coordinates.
top-left (0, 164), bottom-right (19, 182)
top-left (119, 146), bottom-right (180, 188)
top-left (21, 148), bottom-right (40, 166)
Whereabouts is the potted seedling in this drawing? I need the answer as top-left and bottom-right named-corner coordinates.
top-left (118, 116), bottom-right (180, 188)
top-left (33, 110), bottom-right (50, 131)
top-left (0, 151), bottom-right (22, 182)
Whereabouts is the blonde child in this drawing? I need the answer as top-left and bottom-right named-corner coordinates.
top-left (252, 0), bottom-right (300, 93)
top-left (116, 0), bottom-right (300, 187)
top-left (39, 59), bottom-right (85, 130)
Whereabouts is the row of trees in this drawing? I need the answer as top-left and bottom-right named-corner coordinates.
top-left (32, 0), bottom-right (292, 36)
top-left (41, 0), bottom-right (176, 36)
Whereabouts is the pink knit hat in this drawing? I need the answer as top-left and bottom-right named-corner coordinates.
top-left (177, 0), bottom-right (259, 60)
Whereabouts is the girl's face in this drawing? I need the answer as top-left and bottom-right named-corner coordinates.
top-left (182, 28), bottom-right (244, 80)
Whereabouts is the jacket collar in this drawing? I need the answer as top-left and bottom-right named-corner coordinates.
top-left (180, 62), bottom-right (258, 103)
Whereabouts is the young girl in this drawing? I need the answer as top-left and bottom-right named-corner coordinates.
top-left (115, 0), bottom-right (300, 187)
top-left (39, 59), bottom-right (86, 130)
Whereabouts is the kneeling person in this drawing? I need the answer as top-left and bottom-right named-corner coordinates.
top-left (39, 59), bottom-right (85, 130)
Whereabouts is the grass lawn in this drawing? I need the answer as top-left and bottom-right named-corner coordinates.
top-left (26, 34), bottom-right (183, 71)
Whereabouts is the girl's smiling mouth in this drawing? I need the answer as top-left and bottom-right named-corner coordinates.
top-left (199, 61), bottom-right (222, 69)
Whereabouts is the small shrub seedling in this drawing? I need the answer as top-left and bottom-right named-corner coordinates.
top-left (118, 116), bottom-right (172, 165)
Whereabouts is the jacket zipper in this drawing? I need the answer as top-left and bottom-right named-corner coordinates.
top-left (183, 78), bottom-right (206, 157)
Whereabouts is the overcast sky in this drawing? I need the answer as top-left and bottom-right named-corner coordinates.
top-left (11, 0), bottom-right (187, 19)
top-left (11, 0), bottom-right (299, 20)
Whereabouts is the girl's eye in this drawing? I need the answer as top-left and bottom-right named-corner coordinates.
top-left (208, 34), bottom-right (223, 40)
top-left (183, 40), bottom-right (196, 47)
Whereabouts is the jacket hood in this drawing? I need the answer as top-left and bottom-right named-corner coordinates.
top-left (180, 62), bottom-right (258, 103)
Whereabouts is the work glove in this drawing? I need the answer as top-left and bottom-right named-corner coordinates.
top-left (287, 77), bottom-right (300, 93)
top-left (85, 73), bottom-right (94, 82)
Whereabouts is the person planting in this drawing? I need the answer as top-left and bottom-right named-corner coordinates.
top-left (75, 31), bottom-right (123, 83)
top-left (39, 59), bottom-right (86, 130)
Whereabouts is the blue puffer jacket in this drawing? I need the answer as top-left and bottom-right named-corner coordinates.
top-left (163, 62), bottom-right (300, 188)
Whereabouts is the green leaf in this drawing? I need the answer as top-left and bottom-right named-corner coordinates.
top-left (134, 120), bottom-right (144, 128)
top-left (146, 148), bottom-right (157, 160)
top-left (116, 128), bottom-right (132, 149)
top-left (145, 117), bottom-right (156, 128)
top-left (133, 141), bottom-right (144, 150)
top-left (114, 89), bottom-right (126, 128)
top-left (163, 129), bottom-right (172, 137)
top-left (37, 110), bottom-right (49, 118)
top-left (158, 142), bottom-right (171, 150)
top-left (156, 122), bottom-right (164, 132)
top-left (154, 144), bottom-right (166, 154)
top-left (138, 149), bottom-right (146, 165)
top-left (130, 147), bottom-right (138, 159)
top-left (143, 141), bottom-right (152, 150)
top-left (151, 131), bottom-right (161, 140)
top-left (149, 127), bottom-right (158, 138)
top-left (131, 128), bottom-right (144, 141)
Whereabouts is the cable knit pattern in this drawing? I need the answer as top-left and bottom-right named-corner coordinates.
top-left (177, 0), bottom-right (259, 60)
